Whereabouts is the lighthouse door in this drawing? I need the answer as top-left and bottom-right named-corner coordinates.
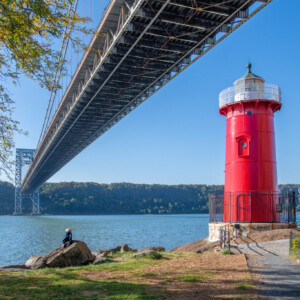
top-left (237, 194), bottom-right (251, 222)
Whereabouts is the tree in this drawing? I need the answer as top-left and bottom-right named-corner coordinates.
top-left (0, 0), bottom-right (89, 179)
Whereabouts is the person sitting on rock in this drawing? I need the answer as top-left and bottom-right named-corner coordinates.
top-left (62, 228), bottom-right (73, 248)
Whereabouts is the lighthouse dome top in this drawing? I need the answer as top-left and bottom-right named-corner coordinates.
top-left (234, 63), bottom-right (265, 85)
top-left (219, 63), bottom-right (281, 109)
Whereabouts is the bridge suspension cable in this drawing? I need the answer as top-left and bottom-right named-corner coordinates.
top-left (37, 0), bottom-right (109, 149)
top-left (37, 0), bottom-right (79, 148)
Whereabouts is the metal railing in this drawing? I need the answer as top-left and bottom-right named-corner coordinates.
top-left (209, 192), bottom-right (224, 222)
top-left (209, 191), bottom-right (296, 223)
top-left (219, 224), bottom-right (231, 250)
top-left (219, 83), bottom-right (281, 108)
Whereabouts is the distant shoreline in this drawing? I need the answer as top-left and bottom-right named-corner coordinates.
top-left (0, 213), bottom-right (210, 216)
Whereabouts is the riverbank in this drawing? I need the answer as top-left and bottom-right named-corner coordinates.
top-left (1, 227), bottom-right (299, 299)
top-left (0, 251), bottom-right (256, 299)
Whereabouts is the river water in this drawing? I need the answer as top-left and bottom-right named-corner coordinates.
top-left (0, 214), bottom-right (209, 266)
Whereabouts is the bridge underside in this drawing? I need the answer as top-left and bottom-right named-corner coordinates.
top-left (22, 0), bottom-right (272, 192)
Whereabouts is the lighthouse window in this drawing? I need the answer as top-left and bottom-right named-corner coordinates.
top-left (247, 111), bottom-right (252, 116)
top-left (237, 136), bottom-right (250, 157)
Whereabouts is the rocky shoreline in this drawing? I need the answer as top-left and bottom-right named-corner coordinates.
top-left (2, 228), bottom-right (298, 272)
top-left (0, 241), bottom-right (165, 271)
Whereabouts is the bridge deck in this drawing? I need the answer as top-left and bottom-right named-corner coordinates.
top-left (22, 0), bottom-right (272, 192)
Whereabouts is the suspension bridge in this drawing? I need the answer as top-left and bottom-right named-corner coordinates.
top-left (14, 0), bottom-right (273, 215)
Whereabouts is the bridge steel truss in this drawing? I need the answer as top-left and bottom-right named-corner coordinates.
top-left (15, 149), bottom-right (40, 215)
top-left (22, 0), bottom-right (273, 193)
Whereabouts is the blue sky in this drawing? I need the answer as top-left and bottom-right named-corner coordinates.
top-left (5, 0), bottom-right (300, 185)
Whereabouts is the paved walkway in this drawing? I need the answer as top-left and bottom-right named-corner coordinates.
top-left (234, 239), bottom-right (300, 299)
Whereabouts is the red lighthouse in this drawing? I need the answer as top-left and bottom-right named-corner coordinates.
top-left (219, 64), bottom-right (282, 223)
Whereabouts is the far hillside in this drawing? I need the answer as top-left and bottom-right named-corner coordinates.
top-left (0, 181), bottom-right (299, 215)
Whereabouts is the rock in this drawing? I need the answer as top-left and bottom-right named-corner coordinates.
top-left (140, 246), bottom-right (165, 252)
top-left (98, 252), bottom-right (107, 257)
top-left (0, 264), bottom-right (28, 270)
top-left (0, 265), bottom-right (28, 272)
top-left (132, 250), bottom-right (155, 258)
top-left (93, 255), bottom-right (108, 265)
top-left (98, 244), bottom-right (137, 255)
top-left (25, 241), bottom-right (94, 269)
top-left (25, 255), bottom-right (46, 269)
top-left (120, 244), bottom-right (129, 252)
top-left (98, 248), bottom-right (112, 255)
top-left (129, 247), bottom-right (137, 252)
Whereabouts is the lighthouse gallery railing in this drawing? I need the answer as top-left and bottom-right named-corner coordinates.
top-left (219, 83), bottom-right (281, 108)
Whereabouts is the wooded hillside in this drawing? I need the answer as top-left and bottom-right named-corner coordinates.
top-left (0, 181), bottom-right (299, 215)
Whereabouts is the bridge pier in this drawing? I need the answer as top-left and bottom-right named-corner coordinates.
top-left (14, 149), bottom-right (40, 215)
top-left (31, 189), bottom-right (40, 215)
top-left (14, 187), bottom-right (22, 215)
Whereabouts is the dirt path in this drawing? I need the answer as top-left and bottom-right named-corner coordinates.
top-left (234, 239), bottom-right (300, 299)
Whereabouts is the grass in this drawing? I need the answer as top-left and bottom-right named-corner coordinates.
top-left (0, 251), bottom-right (256, 299)
top-left (0, 254), bottom-right (170, 299)
top-left (136, 272), bottom-right (157, 277)
top-left (214, 297), bottom-right (246, 300)
top-left (145, 252), bottom-right (163, 260)
top-left (107, 251), bottom-right (135, 258)
top-left (91, 257), bottom-right (160, 273)
top-left (289, 250), bottom-right (300, 261)
top-left (176, 275), bottom-right (200, 282)
top-left (221, 248), bottom-right (234, 255)
top-left (0, 267), bottom-right (164, 299)
top-left (235, 282), bottom-right (254, 290)
top-left (175, 272), bottom-right (213, 283)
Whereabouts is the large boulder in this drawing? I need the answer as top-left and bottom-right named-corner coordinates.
top-left (25, 241), bottom-right (95, 269)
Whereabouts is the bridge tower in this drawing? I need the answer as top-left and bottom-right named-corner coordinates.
top-left (14, 149), bottom-right (40, 215)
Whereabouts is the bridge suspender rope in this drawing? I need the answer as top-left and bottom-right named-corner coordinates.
top-left (37, 0), bottom-right (79, 148)
top-left (39, 0), bottom-right (102, 147)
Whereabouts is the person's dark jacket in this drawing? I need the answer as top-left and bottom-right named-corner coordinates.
top-left (62, 232), bottom-right (72, 244)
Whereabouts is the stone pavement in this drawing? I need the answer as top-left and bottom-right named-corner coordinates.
top-left (234, 239), bottom-right (300, 300)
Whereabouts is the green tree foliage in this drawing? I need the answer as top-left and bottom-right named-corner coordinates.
top-left (0, 87), bottom-right (26, 178)
top-left (0, 182), bottom-right (298, 215)
top-left (0, 0), bottom-right (87, 89)
top-left (0, 181), bottom-right (14, 213)
top-left (0, 0), bottom-right (88, 178)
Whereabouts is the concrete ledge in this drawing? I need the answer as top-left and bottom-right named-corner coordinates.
top-left (209, 222), bottom-right (296, 242)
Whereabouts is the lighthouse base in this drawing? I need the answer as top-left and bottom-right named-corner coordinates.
top-left (209, 222), bottom-right (297, 242)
